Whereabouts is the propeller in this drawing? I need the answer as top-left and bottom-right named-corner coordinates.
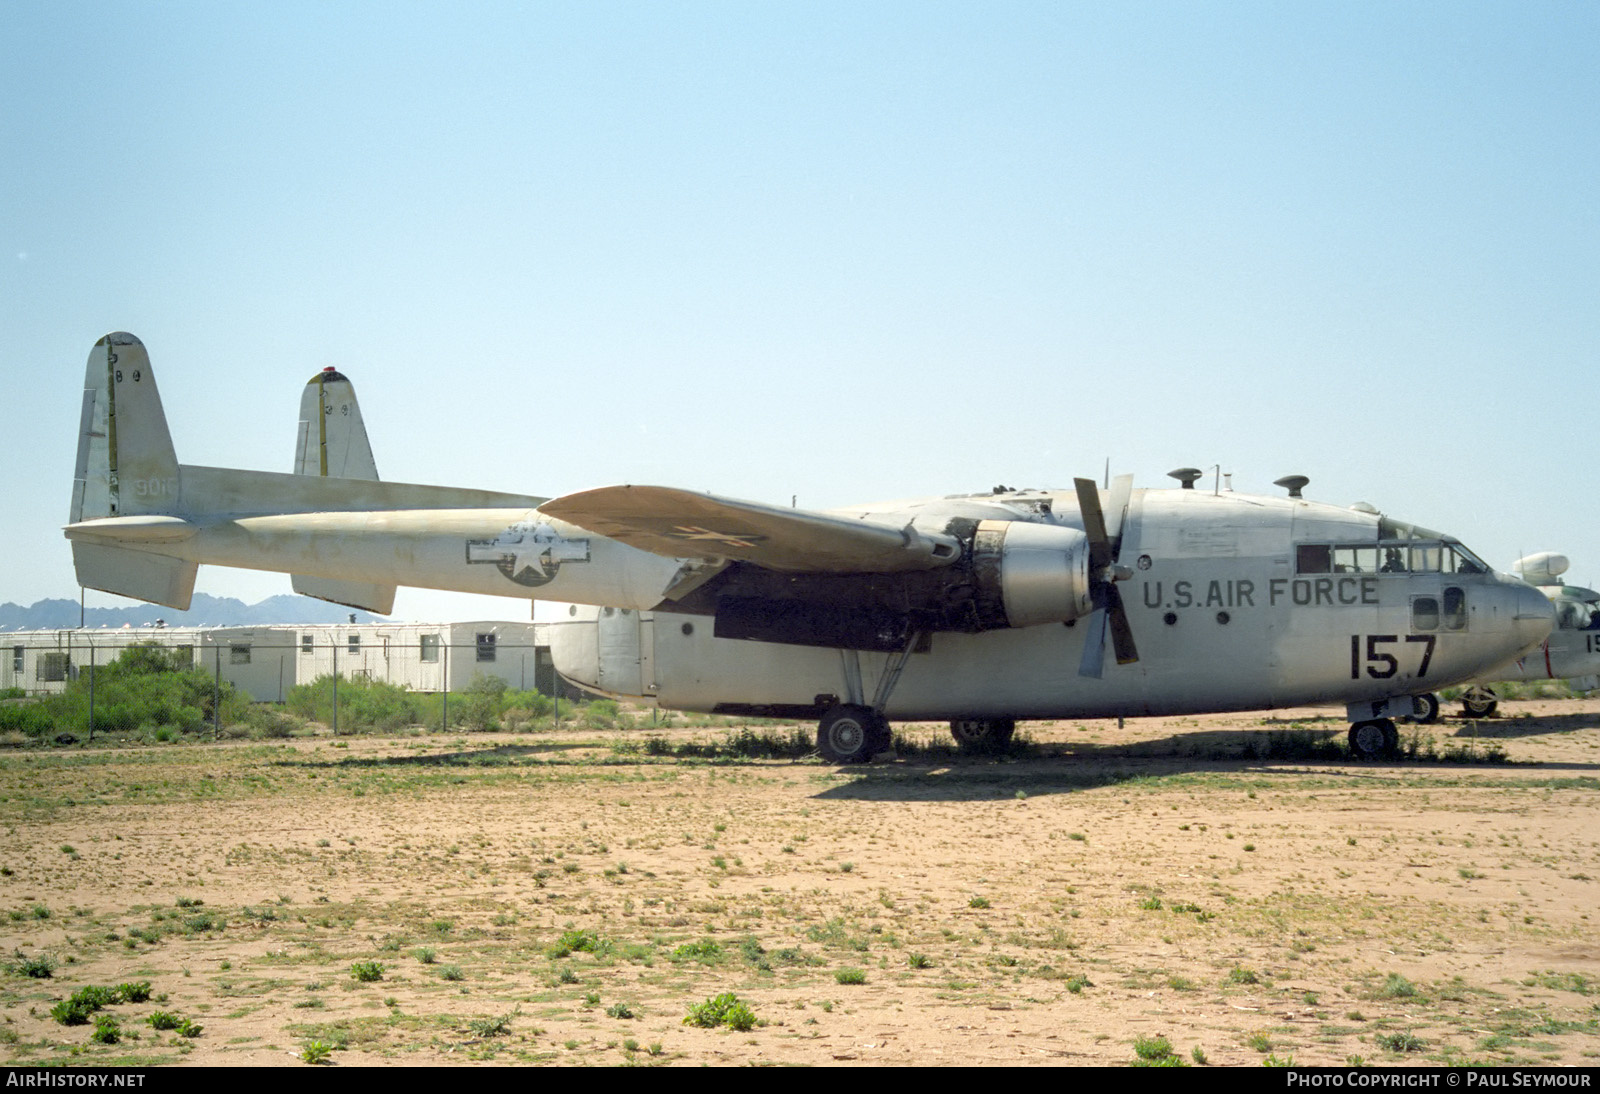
top-left (1075, 475), bottom-right (1139, 678)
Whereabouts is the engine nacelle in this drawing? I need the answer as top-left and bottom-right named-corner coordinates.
top-left (971, 519), bottom-right (1093, 629)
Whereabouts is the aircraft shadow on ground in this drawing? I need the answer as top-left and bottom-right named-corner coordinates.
top-left (273, 741), bottom-right (598, 771)
top-left (1448, 713), bottom-right (1600, 740)
top-left (808, 755), bottom-right (1429, 802)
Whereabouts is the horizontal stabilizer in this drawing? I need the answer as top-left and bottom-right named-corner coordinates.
top-left (292, 575), bottom-right (396, 615)
top-left (541, 485), bottom-right (959, 573)
top-left (73, 541), bottom-right (198, 610)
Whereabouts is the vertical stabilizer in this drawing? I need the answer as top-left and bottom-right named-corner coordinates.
top-left (293, 367), bottom-right (379, 480)
top-left (71, 332), bottom-right (179, 521)
top-left (69, 333), bottom-right (196, 608)
top-left (291, 366), bottom-right (395, 615)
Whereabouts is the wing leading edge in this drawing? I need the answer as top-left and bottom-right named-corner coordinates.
top-left (540, 485), bottom-right (959, 574)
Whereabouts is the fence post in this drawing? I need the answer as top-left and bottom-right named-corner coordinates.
top-left (441, 642), bottom-right (449, 732)
top-left (87, 641), bottom-right (95, 742)
top-left (332, 641), bottom-right (339, 737)
top-left (213, 644), bottom-right (221, 739)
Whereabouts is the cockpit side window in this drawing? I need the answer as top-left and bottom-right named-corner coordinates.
top-left (1442, 587), bottom-right (1467, 631)
top-left (1379, 547), bottom-right (1408, 573)
top-left (1296, 545), bottom-right (1331, 574)
top-left (1446, 543), bottom-right (1489, 574)
top-left (1333, 546), bottom-right (1377, 573)
top-left (1408, 544), bottom-right (1442, 573)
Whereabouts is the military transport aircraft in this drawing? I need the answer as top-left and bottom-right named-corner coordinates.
top-left (64, 332), bottom-right (1554, 762)
top-left (1434, 552), bottom-right (1600, 719)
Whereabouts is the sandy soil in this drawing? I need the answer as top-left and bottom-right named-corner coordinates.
top-left (3, 699), bottom-right (1600, 1067)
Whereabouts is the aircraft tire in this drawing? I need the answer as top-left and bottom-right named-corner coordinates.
top-left (1348, 719), bottom-right (1397, 761)
top-left (949, 718), bottom-right (1016, 755)
top-left (865, 713), bottom-right (893, 757)
top-left (1460, 687), bottom-right (1498, 718)
top-left (1408, 693), bottom-right (1441, 725)
top-left (818, 705), bottom-right (880, 764)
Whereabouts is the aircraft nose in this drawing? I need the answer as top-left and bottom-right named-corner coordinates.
top-left (1508, 578), bottom-right (1555, 650)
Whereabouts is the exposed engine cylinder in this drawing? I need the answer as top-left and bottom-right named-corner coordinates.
top-left (970, 520), bottom-right (1093, 629)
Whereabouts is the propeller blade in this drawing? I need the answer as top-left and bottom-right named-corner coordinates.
top-left (1077, 607), bottom-right (1109, 678)
top-left (1104, 473), bottom-right (1133, 551)
top-left (1074, 474), bottom-right (1140, 676)
top-left (1107, 585), bottom-right (1139, 665)
top-left (1074, 478), bottom-right (1111, 572)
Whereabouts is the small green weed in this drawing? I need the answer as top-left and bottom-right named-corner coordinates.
top-left (684, 993), bottom-right (757, 1031)
top-left (1132, 1034), bottom-right (1185, 1066)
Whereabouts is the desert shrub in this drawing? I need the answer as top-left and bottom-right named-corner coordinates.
top-left (90, 1015), bottom-right (120, 1044)
top-left (580, 698), bottom-right (623, 729)
top-left (288, 675), bottom-right (436, 732)
top-left (0, 702), bottom-right (54, 738)
top-left (548, 929), bottom-right (602, 958)
top-left (10, 952), bottom-right (54, 978)
top-left (21, 643), bottom-right (245, 738)
top-left (239, 706), bottom-right (302, 739)
top-left (456, 673), bottom-right (507, 731)
top-left (684, 993), bottom-right (757, 1030)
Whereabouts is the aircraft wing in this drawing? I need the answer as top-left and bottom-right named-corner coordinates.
top-left (540, 485), bottom-right (959, 573)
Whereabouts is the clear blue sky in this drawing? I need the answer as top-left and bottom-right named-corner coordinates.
top-left (3, 1), bottom-right (1597, 619)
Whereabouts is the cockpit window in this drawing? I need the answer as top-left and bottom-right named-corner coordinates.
top-left (1297, 538), bottom-right (1490, 576)
top-left (1446, 543), bottom-right (1488, 574)
top-left (1296, 545), bottom-right (1331, 574)
top-left (1332, 546), bottom-right (1379, 572)
top-left (1556, 598), bottom-right (1598, 631)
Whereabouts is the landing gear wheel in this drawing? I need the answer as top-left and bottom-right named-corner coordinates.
top-left (1408, 693), bottom-right (1441, 725)
top-left (1460, 686), bottom-right (1498, 718)
top-left (1348, 719), bottom-right (1398, 761)
top-left (949, 718), bottom-right (1016, 754)
top-left (818, 705), bottom-right (884, 764)
top-left (865, 712), bottom-right (893, 757)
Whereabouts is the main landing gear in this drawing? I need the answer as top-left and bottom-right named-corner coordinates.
top-left (816, 704), bottom-right (892, 764)
top-left (1347, 718), bottom-right (1399, 761)
top-left (815, 640), bottom-right (920, 764)
top-left (1406, 692), bottom-right (1441, 725)
top-left (949, 718), bottom-right (1016, 755)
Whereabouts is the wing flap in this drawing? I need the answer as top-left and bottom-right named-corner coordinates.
top-left (541, 486), bottom-right (958, 573)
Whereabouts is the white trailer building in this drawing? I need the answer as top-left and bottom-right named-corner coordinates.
top-left (0, 621), bottom-right (556, 702)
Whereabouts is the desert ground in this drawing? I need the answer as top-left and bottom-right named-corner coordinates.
top-left (3, 699), bottom-right (1600, 1067)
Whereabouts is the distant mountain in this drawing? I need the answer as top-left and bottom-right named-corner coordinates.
top-left (0, 594), bottom-right (387, 631)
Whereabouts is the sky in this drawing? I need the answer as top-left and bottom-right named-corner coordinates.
top-left (3, 1), bottom-right (1597, 620)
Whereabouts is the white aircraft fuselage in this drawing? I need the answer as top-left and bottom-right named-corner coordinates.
top-left (545, 487), bottom-right (1552, 720)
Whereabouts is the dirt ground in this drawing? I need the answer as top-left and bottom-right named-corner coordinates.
top-left (3, 699), bottom-right (1600, 1067)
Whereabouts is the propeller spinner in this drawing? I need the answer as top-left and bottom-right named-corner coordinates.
top-left (1074, 476), bottom-right (1139, 678)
